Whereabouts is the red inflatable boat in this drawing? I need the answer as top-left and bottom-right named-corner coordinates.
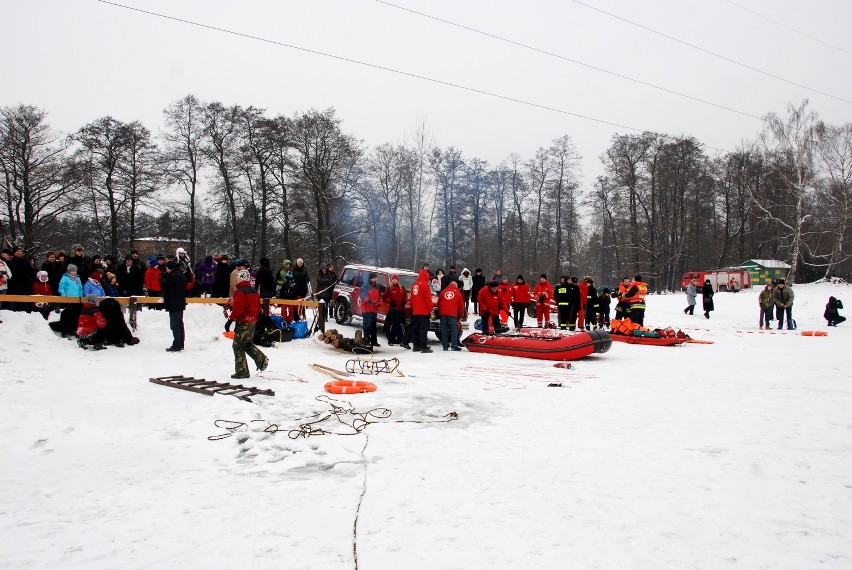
top-left (462, 328), bottom-right (612, 361)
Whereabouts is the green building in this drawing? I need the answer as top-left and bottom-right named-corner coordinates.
top-left (741, 259), bottom-right (791, 285)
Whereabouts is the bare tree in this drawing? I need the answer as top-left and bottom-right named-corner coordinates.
top-left (815, 121), bottom-right (852, 277)
top-left (0, 104), bottom-right (75, 252)
top-left (202, 102), bottom-right (244, 257)
top-left (161, 94), bottom-right (205, 260)
top-left (757, 100), bottom-right (819, 283)
top-left (72, 116), bottom-right (131, 255)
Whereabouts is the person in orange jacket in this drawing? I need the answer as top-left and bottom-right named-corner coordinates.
top-left (532, 274), bottom-right (554, 327)
top-left (438, 281), bottom-right (465, 350)
top-left (511, 275), bottom-right (531, 330)
top-left (409, 269), bottom-right (434, 352)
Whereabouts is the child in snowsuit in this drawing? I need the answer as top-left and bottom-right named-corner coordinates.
top-left (758, 283), bottom-right (774, 329)
top-left (77, 293), bottom-right (107, 350)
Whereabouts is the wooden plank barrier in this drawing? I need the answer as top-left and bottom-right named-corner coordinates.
top-left (1, 295), bottom-right (326, 333)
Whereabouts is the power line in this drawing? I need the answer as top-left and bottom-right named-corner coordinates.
top-left (374, 0), bottom-right (765, 123)
top-left (722, 0), bottom-right (852, 58)
top-left (569, 0), bottom-right (852, 105)
top-left (94, 0), bottom-right (734, 154)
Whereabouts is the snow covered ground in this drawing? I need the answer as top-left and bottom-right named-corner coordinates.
top-left (1, 282), bottom-right (850, 569)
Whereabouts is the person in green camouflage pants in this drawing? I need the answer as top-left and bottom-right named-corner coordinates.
top-left (232, 321), bottom-right (267, 378)
top-left (227, 269), bottom-right (269, 379)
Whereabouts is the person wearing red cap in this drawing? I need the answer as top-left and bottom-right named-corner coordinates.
top-left (83, 270), bottom-right (105, 298)
top-left (409, 269), bottom-right (434, 352)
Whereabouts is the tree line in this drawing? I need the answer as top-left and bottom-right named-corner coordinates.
top-left (1, 97), bottom-right (849, 288)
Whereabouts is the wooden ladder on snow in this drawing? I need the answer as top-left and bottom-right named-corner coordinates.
top-left (149, 375), bottom-right (275, 402)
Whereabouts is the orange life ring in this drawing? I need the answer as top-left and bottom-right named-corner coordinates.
top-left (324, 380), bottom-right (377, 394)
top-left (800, 330), bottom-right (828, 337)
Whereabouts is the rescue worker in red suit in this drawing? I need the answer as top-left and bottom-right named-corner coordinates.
top-left (359, 272), bottom-right (382, 347)
top-left (496, 276), bottom-right (513, 325)
top-left (511, 275), bottom-right (531, 329)
top-left (576, 276), bottom-right (588, 330)
top-left (477, 281), bottom-right (506, 334)
top-left (226, 269), bottom-right (269, 378)
top-left (382, 274), bottom-right (407, 346)
top-left (533, 274), bottom-right (554, 327)
top-left (409, 269), bottom-right (434, 353)
top-left (438, 281), bottom-right (465, 350)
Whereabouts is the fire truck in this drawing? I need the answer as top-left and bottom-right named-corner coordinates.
top-left (680, 268), bottom-right (752, 292)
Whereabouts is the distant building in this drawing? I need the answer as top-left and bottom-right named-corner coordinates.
top-left (124, 237), bottom-right (189, 258)
top-left (741, 259), bottom-right (791, 285)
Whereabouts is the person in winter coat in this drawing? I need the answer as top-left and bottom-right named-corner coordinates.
top-left (229, 259), bottom-right (250, 298)
top-left (77, 293), bottom-right (108, 350)
top-left (824, 296), bottom-right (845, 326)
top-left (410, 269), bottom-right (434, 352)
top-left (197, 255), bottom-right (217, 297)
top-left (477, 281), bottom-right (505, 334)
top-left (533, 274), bottom-right (554, 327)
top-left (758, 283), bottom-right (775, 329)
top-left (773, 279), bottom-right (795, 330)
top-left (383, 274), bottom-right (408, 345)
top-left (626, 275), bottom-right (648, 326)
top-left (83, 271), bottom-right (105, 298)
top-left (32, 271), bottom-right (53, 319)
top-left (701, 279), bottom-right (715, 319)
top-left (598, 288), bottom-right (612, 328)
top-left (254, 257), bottom-right (276, 300)
top-left (459, 268), bottom-right (473, 315)
top-left (292, 258), bottom-right (310, 319)
top-left (226, 269), bottom-right (269, 378)
top-left (0, 255), bottom-right (11, 310)
top-left (315, 264), bottom-right (336, 317)
top-left (175, 247), bottom-right (195, 284)
top-left (104, 272), bottom-right (120, 297)
top-left (584, 277), bottom-right (599, 330)
top-left (511, 275), bottom-right (531, 330)
top-left (566, 277), bottom-right (582, 331)
top-left (684, 278), bottom-right (698, 315)
top-left (116, 255), bottom-right (144, 296)
top-left (58, 264), bottom-right (83, 299)
top-left (471, 268), bottom-right (486, 314)
top-left (212, 255), bottom-right (231, 299)
top-left (6, 246), bottom-right (32, 311)
top-left (41, 251), bottom-right (64, 295)
top-left (438, 281), bottom-right (465, 351)
top-left (359, 272), bottom-right (383, 347)
top-left (275, 259), bottom-right (292, 294)
top-left (161, 261), bottom-right (187, 352)
top-left (67, 246), bottom-right (90, 282)
top-left (145, 257), bottom-right (164, 305)
top-left (497, 277), bottom-right (513, 326)
top-left (432, 269), bottom-right (446, 294)
top-left (554, 276), bottom-right (571, 330)
top-left (276, 265), bottom-right (298, 323)
top-left (614, 277), bottom-right (632, 320)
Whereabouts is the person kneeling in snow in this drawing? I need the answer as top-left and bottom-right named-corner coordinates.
top-left (77, 293), bottom-right (107, 350)
top-left (825, 296), bottom-right (845, 327)
top-left (225, 269), bottom-right (269, 379)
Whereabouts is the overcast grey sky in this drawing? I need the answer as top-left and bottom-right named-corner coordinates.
top-left (2, 0), bottom-right (851, 186)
